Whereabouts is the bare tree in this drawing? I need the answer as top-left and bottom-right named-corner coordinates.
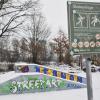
top-left (0, 0), bottom-right (8, 10)
top-left (0, 38), bottom-right (5, 61)
top-left (22, 14), bottom-right (51, 63)
top-left (0, 0), bottom-right (39, 38)
top-left (11, 38), bottom-right (20, 62)
top-left (0, 37), bottom-right (10, 62)
top-left (53, 29), bottom-right (69, 63)
top-left (0, 0), bottom-right (50, 64)
top-left (19, 38), bottom-right (29, 62)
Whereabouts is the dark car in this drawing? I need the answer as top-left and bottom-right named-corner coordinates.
top-left (91, 66), bottom-right (96, 72)
top-left (83, 65), bottom-right (98, 72)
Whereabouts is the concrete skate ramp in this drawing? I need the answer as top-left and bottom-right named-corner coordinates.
top-left (15, 64), bottom-right (87, 84)
top-left (0, 71), bottom-right (86, 95)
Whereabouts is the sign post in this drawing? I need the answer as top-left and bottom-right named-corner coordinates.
top-left (86, 58), bottom-right (93, 100)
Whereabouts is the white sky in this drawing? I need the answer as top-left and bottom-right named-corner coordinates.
top-left (40, 0), bottom-right (100, 39)
top-left (40, 0), bottom-right (68, 39)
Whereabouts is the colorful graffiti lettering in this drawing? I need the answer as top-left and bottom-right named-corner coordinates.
top-left (9, 76), bottom-right (84, 94)
top-left (10, 78), bottom-right (63, 93)
top-left (17, 66), bottom-right (29, 72)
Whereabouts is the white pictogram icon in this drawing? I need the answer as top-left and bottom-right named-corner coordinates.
top-left (76, 14), bottom-right (85, 27)
top-left (74, 39), bottom-right (78, 42)
top-left (78, 42), bottom-right (83, 48)
top-left (90, 41), bottom-right (95, 47)
top-left (72, 42), bottom-right (77, 48)
top-left (91, 15), bottom-right (100, 27)
top-left (84, 41), bottom-right (89, 48)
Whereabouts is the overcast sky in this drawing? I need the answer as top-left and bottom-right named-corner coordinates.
top-left (40, 0), bottom-right (100, 39)
top-left (40, 0), bottom-right (68, 39)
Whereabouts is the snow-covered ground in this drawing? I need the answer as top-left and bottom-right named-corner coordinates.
top-left (0, 72), bottom-right (100, 100)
